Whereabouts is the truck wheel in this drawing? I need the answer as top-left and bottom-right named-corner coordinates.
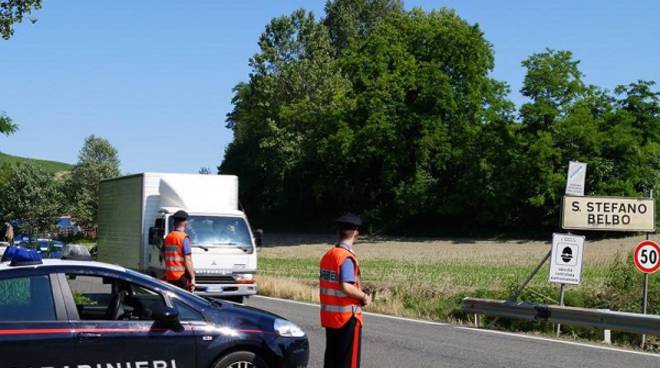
top-left (213, 351), bottom-right (268, 368)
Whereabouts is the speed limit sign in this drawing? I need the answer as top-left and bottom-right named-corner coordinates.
top-left (633, 240), bottom-right (660, 274)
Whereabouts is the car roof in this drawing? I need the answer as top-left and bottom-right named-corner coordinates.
top-left (0, 259), bottom-right (126, 273)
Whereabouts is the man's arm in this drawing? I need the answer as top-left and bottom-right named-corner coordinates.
top-left (182, 237), bottom-right (195, 289)
top-left (339, 258), bottom-right (371, 307)
top-left (341, 282), bottom-right (371, 307)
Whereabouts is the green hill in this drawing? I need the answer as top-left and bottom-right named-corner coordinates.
top-left (0, 152), bottom-right (72, 174)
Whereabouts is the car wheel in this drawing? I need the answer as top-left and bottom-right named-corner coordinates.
top-left (213, 351), bottom-right (268, 368)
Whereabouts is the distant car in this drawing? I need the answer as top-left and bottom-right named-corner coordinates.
top-left (48, 240), bottom-right (64, 259)
top-left (0, 258), bottom-right (309, 368)
top-left (36, 238), bottom-right (50, 252)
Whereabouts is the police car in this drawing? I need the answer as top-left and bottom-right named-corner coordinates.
top-left (0, 250), bottom-right (309, 368)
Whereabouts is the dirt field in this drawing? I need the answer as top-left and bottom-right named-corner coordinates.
top-left (260, 233), bottom-right (658, 266)
top-left (256, 233), bottom-right (659, 329)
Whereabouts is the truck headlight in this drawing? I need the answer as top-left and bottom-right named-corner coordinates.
top-left (234, 273), bottom-right (255, 284)
top-left (274, 318), bottom-right (305, 337)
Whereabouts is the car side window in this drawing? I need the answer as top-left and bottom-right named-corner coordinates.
top-left (66, 274), bottom-right (166, 321)
top-left (173, 299), bottom-right (204, 321)
top-left (0, 275), bottom-right (56, 321)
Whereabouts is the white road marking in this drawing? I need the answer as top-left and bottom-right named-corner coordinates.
top-left (252, 295), bottom-right (659, 359)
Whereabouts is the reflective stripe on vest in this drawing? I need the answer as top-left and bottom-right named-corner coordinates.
top-left (319, 246), bottom-right (363, 328)
top-left (163, 231), bottom-right (188, 281)
top-left (320, 304), bottom-right (362, 313)
top-left (320, 287), bottom-right (347, 297)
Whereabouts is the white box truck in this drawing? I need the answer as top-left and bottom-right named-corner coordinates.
top-left (97, 173), bottom-right (261, 302)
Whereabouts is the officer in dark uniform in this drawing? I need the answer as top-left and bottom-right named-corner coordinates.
top-left (163, 210), bottom-right (196, 291)
top-left (320, 213), bottom-right (371, 368)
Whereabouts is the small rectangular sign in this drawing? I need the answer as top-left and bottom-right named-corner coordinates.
top-left (562, 196), bottom-right (655, 232)
top-left (565, 161), bottom-right (587, 196)
top-left (549, 233), bottom-right (585, 285)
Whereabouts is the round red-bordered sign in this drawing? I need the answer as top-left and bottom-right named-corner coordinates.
top-left (633, 240), bottom-right (660, 274)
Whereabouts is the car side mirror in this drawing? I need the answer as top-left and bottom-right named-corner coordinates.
top-left (254, 229), bottom-right (263, 248)
top-left (149, 227), bottom-right (164, 246)
top-left (153, 306), bottom-right (179, 323)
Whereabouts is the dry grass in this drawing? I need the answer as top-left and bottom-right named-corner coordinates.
top-left (257, 233), bottom-right (658, 316)
top-left (260, 233), bottom-right (658, 266)
top-left (256, 233), bottom-right (660, 346)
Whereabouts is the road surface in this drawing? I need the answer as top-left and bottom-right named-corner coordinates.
top-left (246, 296), bottom-right (660, 368)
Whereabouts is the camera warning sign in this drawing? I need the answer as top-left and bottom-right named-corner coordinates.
top-left (549, 233), bottom-right (585, 285)
top-left (561, 196), bottom-right (655, 232)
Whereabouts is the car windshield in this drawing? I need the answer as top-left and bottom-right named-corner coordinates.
top-left (171, 216), bottom-right (252, 249)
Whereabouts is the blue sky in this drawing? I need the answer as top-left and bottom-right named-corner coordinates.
top-left (0, 0), bottom-right (657, 173)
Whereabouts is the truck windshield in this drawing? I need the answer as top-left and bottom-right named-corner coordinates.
top-left (171, 216), bottom-right (252, 250)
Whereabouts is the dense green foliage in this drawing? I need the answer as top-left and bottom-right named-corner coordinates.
top-left (0, 0), bottom-right (41, 40)
top-left (0, 162), bottom-right (63, 233)
top-left (64, 135), bottom-right (121, 229)
top-left (0, 151), bottom-right (71, 174)
top-left (0, 136), bottom-right (119, 234)
top-left (221, 0), bottom-right (659, 234)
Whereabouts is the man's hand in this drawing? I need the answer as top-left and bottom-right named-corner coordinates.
top-left (362, 293), bottom-right (372, 307)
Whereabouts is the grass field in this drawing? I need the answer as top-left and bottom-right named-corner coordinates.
top-left (0, 151), bottom-right (72, 174)
top-left (257, 233), bottom-right (660, 345)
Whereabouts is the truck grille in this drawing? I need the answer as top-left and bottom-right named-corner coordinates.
top-left (196, 275), bottom-right (235, 284)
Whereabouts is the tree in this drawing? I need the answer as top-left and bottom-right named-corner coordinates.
top-left (0, 162), bottom-right (62, 235)
top-left (1, 0), bottom-right (41, 40)
top-left (221, 8), bottom-right (352, 226)
top-left (67, 135), bottom-right (120, 229)
top-left (0, 112), bottom-right (17, 135)
top-left (323, 0), bottom-right (403, 51)
top-left (220, 0), bottom-right (659, 234)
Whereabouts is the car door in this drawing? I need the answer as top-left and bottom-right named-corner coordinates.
top-left (62, 272), bottom-right (197, 368)
top-left (0, 272), bottom-right (75, 368)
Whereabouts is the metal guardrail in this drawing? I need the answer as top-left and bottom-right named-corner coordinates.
top-left (463, 297), bottom-right (660, 336)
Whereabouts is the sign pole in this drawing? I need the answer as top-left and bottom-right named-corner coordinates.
top-left (641, 270), bottom-right (649, 349)
top-left (641, 189), bottom-right (653, 349)
top-left (509, 248), bottom-right (552, 302)
top-left (556, 283), bottom-right (566, 337)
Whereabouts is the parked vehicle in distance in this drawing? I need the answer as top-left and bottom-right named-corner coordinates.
top-left (55, 216), bottom-right (82, 237)
top-left (36, 238), bottom-right (50, 252)
top-left (0, 258), bottom-right (308, 368)
top-left (97, 173), bottom-right (262, 303)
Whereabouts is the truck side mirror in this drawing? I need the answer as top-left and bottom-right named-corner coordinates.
top-left (254, 229), bottom-right (264, 248)
top-left (149, 227), bottom-right (164, 246)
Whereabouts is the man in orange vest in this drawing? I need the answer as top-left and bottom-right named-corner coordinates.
top-left (163, 210), bottom-right (196, 291)
top-left (320, 213), bottom-right (371, 368)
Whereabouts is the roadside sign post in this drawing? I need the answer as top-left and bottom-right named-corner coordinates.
top-left (633, 237), bottom-right (659, 349)
top-left (556, 283), bottom-right (565, 337)
top-left (549, 233), bottom-right (585, 285)
top-left (561, 196), bottom-right (655, 232)
top-left (565, 161), bottom-right (586, 196)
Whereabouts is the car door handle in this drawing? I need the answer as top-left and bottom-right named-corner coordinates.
top-left (78, 332), bottom-right (102, 340)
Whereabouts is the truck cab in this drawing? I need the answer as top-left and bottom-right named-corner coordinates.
top-left (148, 208), bottom-right (261, 302)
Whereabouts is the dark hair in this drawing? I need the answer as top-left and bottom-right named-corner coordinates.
top-left (173, 219), bottom-right (186, 227)
top-left (337, 225), bottom-right (358, 240)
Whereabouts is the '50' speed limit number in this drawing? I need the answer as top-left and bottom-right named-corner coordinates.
top-left (634, 240), bottom-right (660, 274)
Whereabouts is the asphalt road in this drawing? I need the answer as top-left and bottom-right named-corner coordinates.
top-left (246, 296), bottom-right (660, 368)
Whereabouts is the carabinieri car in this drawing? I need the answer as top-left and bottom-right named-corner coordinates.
top-left (0, 258), bottom-right (309, 368)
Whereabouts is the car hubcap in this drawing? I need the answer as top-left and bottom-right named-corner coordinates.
top-left (228, 362), bottom-right (255, 368)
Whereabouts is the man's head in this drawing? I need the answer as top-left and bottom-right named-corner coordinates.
top-left (335, 213), bottom-right (362, 244)
top-left (172, 210), bottom-right (189, 229)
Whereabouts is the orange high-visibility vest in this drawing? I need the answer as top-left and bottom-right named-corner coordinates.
top-left (163, 230), bottom-right (188, 281)
top-left (319, 246), bottom-right (363, 328)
